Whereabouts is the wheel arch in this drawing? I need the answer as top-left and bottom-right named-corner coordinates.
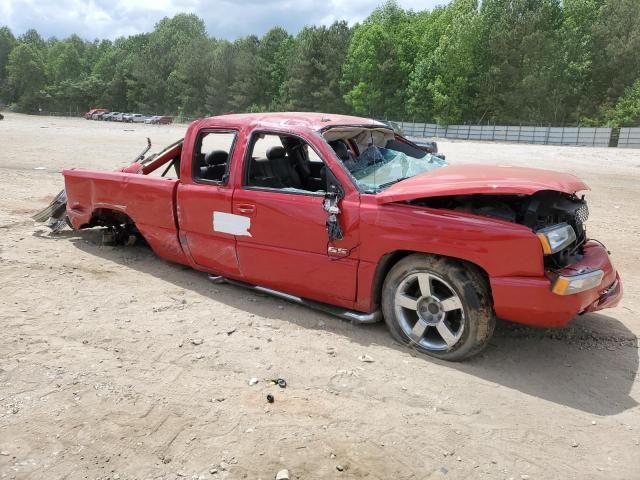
top-left (86, 207), bottom-right (137, 230)
top-left (370, 250), bottom-right (492, 310)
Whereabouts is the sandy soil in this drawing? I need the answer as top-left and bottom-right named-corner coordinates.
top-left (0, 113), bottom-right (638, 480)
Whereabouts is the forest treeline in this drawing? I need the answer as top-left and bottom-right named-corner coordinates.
top-left (1, 0), bottom-right (639, 126)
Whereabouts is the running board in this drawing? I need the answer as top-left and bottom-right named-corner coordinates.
top-left (208, 274), bottom-right (381, 324)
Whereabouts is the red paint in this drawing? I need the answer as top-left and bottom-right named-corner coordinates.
top-left (84, 108), bottom-right (108, 119)
top-left (62, 112), bottom-right (622, 328)
top-left (376, 164), bottom-right (589, 204)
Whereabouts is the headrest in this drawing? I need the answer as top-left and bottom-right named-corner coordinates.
top-left (329, 141), bottom-right (349, 160)
top-left (266, 146), bottom-right (286, 160)
top-left (281, 136), bottom-right (302, 149)
top-left (205, 150), bottom-right (228, 165)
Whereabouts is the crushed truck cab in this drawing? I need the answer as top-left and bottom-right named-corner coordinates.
top-left (48, 112), bottom-right (621, 361)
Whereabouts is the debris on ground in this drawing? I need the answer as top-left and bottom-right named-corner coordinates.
top-left (358, 354), bottom-right (375, 363)
top-left (270, 377), bottom-right (287, 388)
top-left (266, 394), bottom-right (274, 403)
top-left (248, 377), bottom-right (259, 386)
top-left (191, 338), bottom-right (204, 345)
top-left (336, 464), bottom-right (345, 472)
top-left (275, 468), bottom-right (289, 480)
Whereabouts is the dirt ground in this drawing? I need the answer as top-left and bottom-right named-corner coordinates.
top-left (0, 113), bottom-right (638, 480)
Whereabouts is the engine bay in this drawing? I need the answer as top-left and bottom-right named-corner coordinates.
top-left (411, 190), bottom-right (589, 269)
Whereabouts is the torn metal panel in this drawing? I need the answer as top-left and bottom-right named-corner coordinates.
top-left (32, 189), bottom-right (69, 232)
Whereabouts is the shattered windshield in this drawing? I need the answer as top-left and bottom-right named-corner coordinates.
top-left (351, 142), bottom-right (447, 192)
top-left (324, 126), bottom-right (447, 193)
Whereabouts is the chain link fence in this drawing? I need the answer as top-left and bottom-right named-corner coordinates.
top-left (618, 128), bottom-right (640, 148)
top-left (395, 121), bottom-right (617, 147)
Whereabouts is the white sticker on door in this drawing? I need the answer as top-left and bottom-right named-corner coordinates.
top-left (212, 211), bottom-right (252, 237)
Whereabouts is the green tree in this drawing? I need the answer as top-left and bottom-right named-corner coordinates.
top-left (476, 0), bottom-right (565, 124)
top-left (604, 79), bottom-right (640, 126)
top-left (6, 43), bottom-right (47, 110)
top-left (282, 21), bottom-right (352, 113)
top-left (591, 0), bottom-right (640, 111)
top-left (205, 40), bottom-right (237, 114)
top-left (256, 27), bottom-right (292, 109)
top-left (407, 0), bottom-right (482, 123)
top-left (342, 1), bottom-right (419, 118)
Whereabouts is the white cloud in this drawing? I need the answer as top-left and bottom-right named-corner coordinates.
top-left (0, 0), bottom-right (450, 40)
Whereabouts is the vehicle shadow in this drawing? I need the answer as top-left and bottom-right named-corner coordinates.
top-left (49, 228), bottom-right (638, 417)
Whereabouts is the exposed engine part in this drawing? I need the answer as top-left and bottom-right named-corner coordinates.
top-left (411, 190), bottom-right (588, 268)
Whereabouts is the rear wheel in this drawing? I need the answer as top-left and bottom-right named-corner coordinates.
top-left (382, 254), bottom-right (495, 361)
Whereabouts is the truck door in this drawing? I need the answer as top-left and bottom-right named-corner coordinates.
top-left (232, 131), bottom-right (360, 305)
top-left (176, 129), bottom-right (241, 276)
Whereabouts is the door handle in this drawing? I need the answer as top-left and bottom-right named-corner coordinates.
top-left (236, 204), bottom-right (256, 215)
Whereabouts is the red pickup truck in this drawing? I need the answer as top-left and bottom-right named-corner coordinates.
top-left (37, 113), bottom-right (622, 360)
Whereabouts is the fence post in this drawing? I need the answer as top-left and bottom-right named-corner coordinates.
top-left (561, 127), bottom-right (564, 146)
top-left (593, 128), bottom-right (597, 147)
top-left (544, 125), bottom-right (550, 145)
top-left (578, 126), bottom-right (581, 146)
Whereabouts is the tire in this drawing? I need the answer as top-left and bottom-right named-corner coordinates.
top-left (381, 254), bottom-right (495, 361)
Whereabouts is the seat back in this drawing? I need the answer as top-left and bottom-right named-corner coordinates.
top-left (266, 146), bottom-right (302, 188)
top-left (202, 150), bottom-right (228, 181)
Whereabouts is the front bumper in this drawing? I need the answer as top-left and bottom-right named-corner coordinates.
top-left (490, 241), bottom-right (622, 328)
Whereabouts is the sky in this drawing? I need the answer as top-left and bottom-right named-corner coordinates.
top-left (0, 0), bottom-right (448, 41)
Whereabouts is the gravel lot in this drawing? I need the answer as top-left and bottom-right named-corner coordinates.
top-left (1, 113), bottom-right (639, 479)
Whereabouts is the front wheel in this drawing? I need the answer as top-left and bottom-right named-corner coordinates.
top-left (382, 254), bottom-right (495, 361)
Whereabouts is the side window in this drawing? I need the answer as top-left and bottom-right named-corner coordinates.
top-left (193, 130), bottom-right (236, 183)
top-left (245, 133), bottom-right (327, 193)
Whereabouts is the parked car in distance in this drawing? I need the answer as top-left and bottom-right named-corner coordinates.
top-left (145, 115), bottom-right (173, 125)
top-left (92, 111), bottom-right (109, 120)
top-left (126, 114), bottom-right (147, 123)
top-left (113, 113), bottom-right (126, 122)
top-left (84, 108), bottom-right (108, 119)
top-left (102, 112), bottom-right (119, 121)
top-left (36, 112), bottom-right (622, 361)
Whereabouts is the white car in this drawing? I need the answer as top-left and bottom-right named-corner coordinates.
top-left (144, 115), bottom-right (161, 124)
top-left (112, 113), bottom-right (126, 122)
top-left (128, 114), bottom-right (147, 123)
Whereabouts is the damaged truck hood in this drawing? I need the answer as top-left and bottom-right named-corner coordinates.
top-left (375, 164), bottom-right (589, 204)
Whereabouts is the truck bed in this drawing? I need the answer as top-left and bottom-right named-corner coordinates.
top-left (63, 169), bottom-right (188, 264)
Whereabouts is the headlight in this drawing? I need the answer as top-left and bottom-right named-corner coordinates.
top-left (552, 270), bottom-right (604, 295)
top-left (536, 223), bottom-right (576, 255)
